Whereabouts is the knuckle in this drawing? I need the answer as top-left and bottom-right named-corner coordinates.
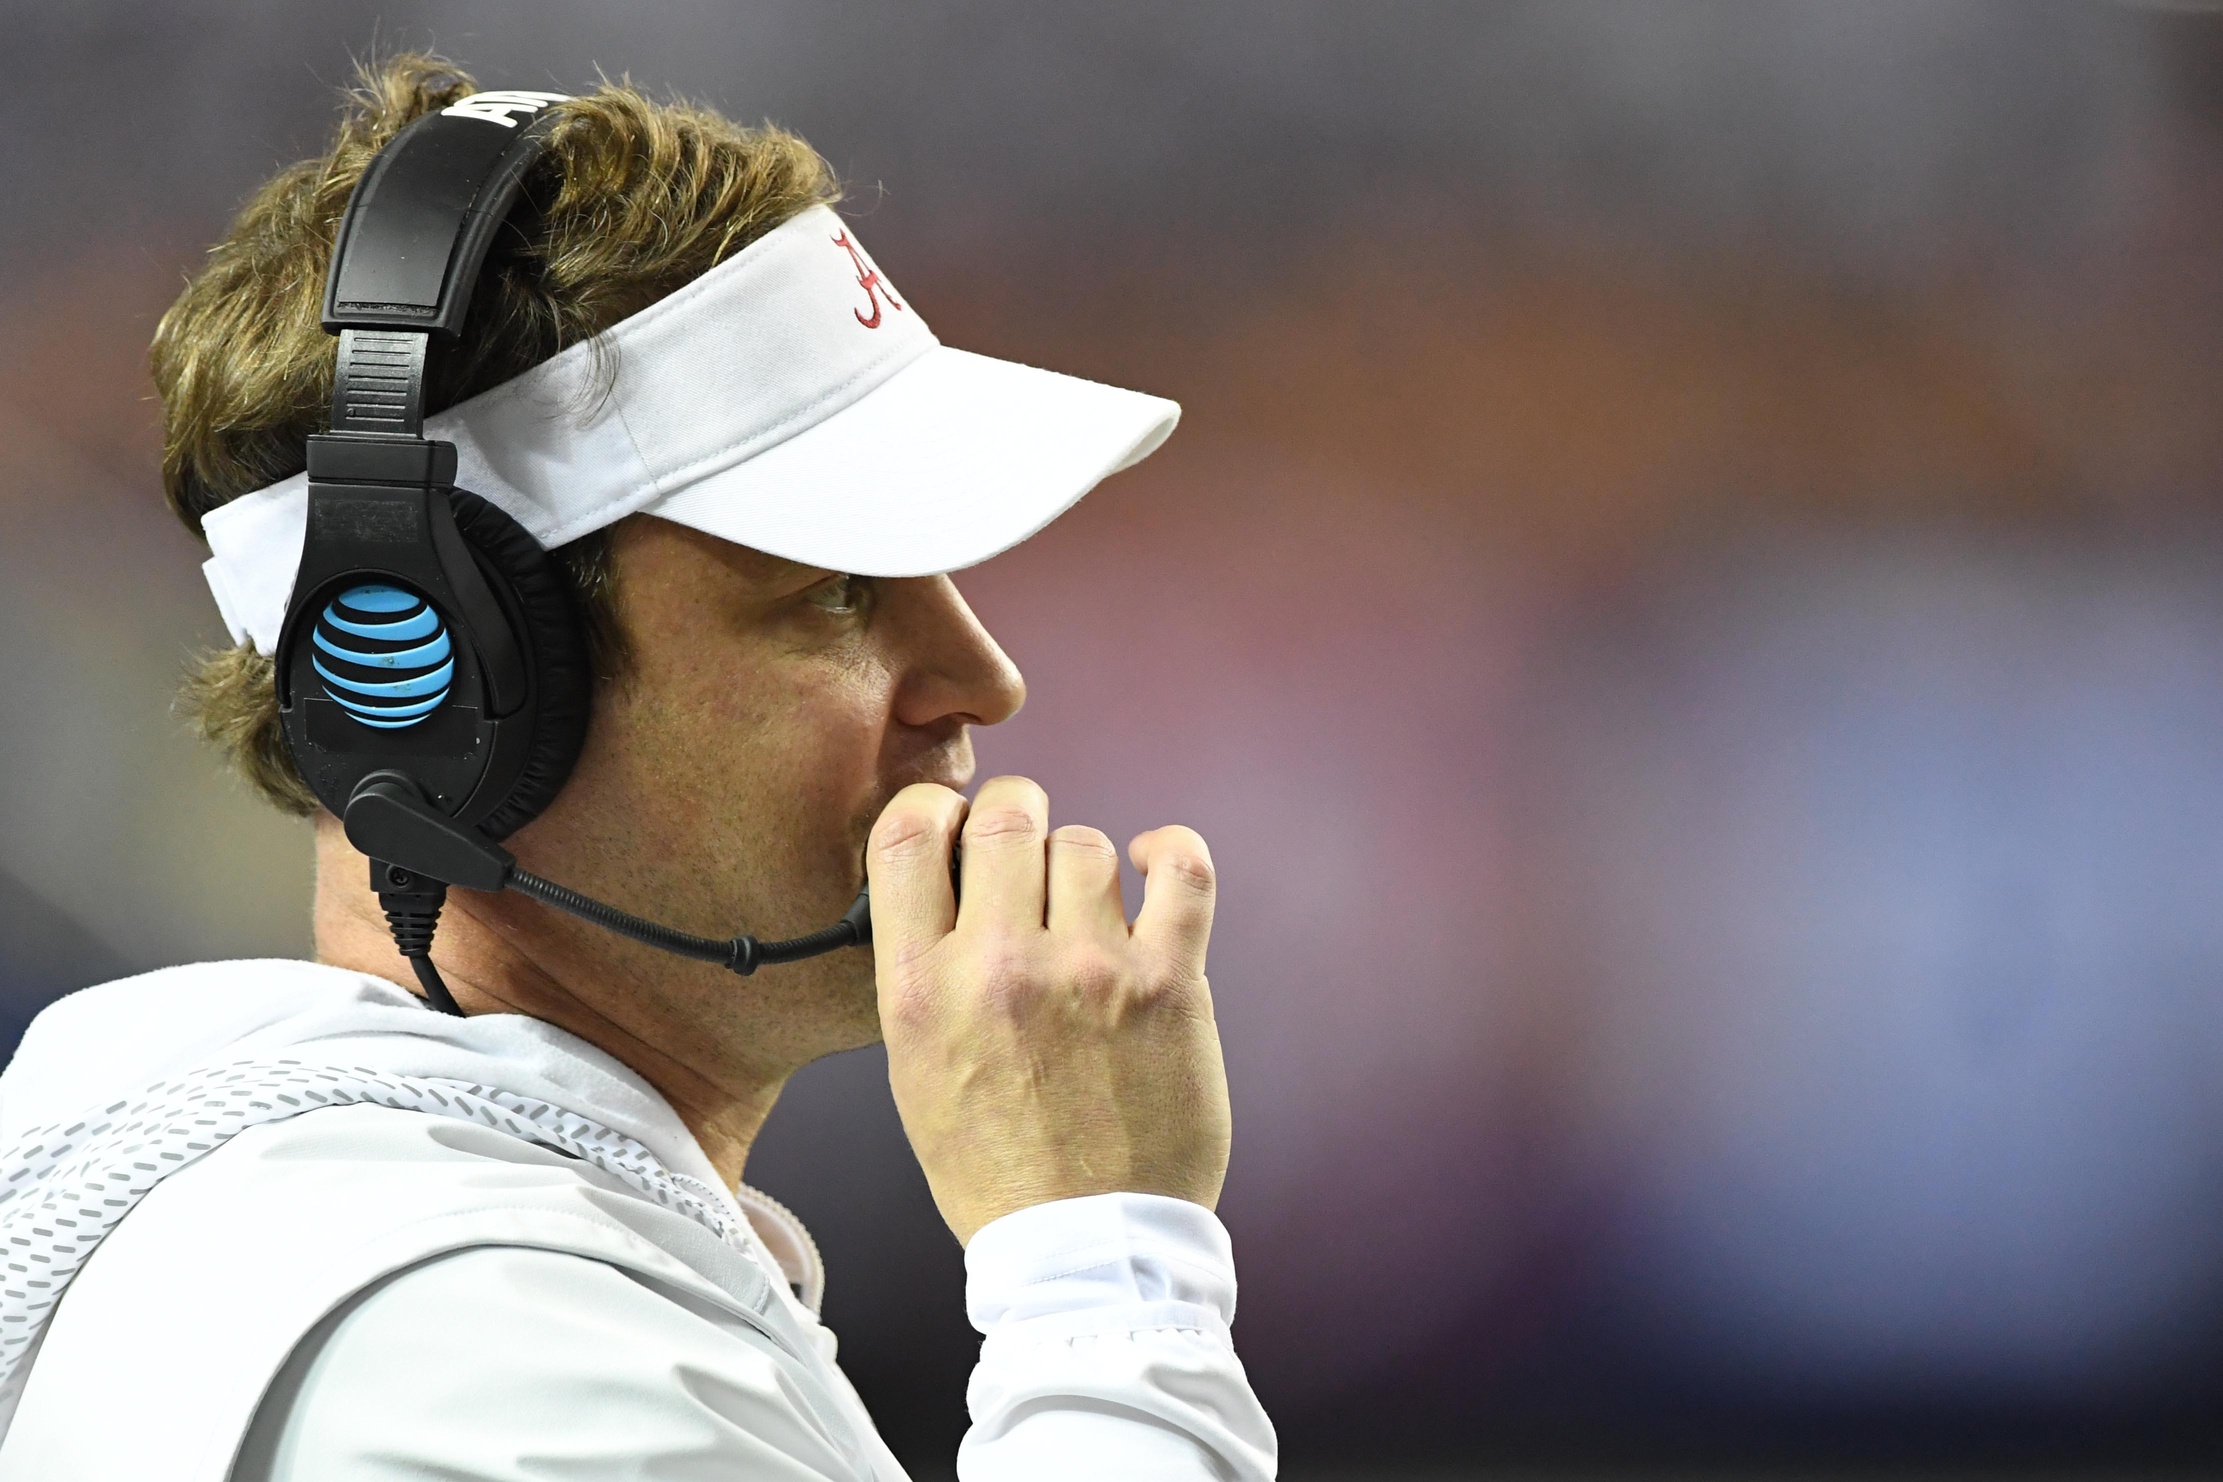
top-left (976, 977), bottom-right (1034, 1024)
top-left (870, 810), bottom-right (945, 859)
top-left (1137, 968), bottom-right (1211, 1019)
top-left (878, 962), bottom-right (941, 1030)
top-left (1065, 951), bottom-right (1124, 1004)
top-left (970, 944), bottom-right (1043, 1018)
top-left (1157, 849), bottom-right (1216, 893)
top-left (965, 803), bottom-right (1043, 847)
top-left (961, 925), bottom-right (1033, 981)
top-left (1049, 824), bottom-right (1118, 861)
top-left (884, 992), bottom-right (946, 1039)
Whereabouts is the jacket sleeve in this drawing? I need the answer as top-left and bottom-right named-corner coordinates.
top-left (230, 1244), bottom-right (902, 1482)
top-left (958, 1193), bottom-right (1278, 1482)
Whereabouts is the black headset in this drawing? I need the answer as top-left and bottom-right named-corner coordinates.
top-left (277, 90), bottom-right (873, 1014)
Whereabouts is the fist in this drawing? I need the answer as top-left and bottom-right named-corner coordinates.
top-left (867, 776), bottom-right (1232, 1246)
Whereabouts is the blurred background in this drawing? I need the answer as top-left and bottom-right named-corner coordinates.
top-left (6, 1), bottom-right (2223, 1475)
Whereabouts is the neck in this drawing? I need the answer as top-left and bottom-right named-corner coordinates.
top-left (309, 819), bottom-right (785, 1188)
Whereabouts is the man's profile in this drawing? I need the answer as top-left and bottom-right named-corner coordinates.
top-left (0, 57), bottom-right (1274, 1481)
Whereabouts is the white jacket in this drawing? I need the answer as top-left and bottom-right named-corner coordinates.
top-left (0, 962), bottom-right (1276, 1480)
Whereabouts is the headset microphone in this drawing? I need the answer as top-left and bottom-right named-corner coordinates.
top-left (345, 773), bottom-right (875, 1016)
top-left (273, 90), bottom-right (885, 1015)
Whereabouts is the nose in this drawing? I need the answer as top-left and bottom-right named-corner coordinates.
top-left (890, 575), bottom-right (1026, 731)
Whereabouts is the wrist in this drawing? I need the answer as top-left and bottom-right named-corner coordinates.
top-left (964, 1191), bottom-right (1237, 1339)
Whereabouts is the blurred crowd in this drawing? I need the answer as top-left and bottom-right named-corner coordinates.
top-left (5, 2), bottom-right (2222, 1469)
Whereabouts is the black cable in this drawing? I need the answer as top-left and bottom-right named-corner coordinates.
top-left (755, 918), bottom-right (865, 966)
top-left (507, 869), bottom-right (865, 976)
top-left (376, 873), bottom-right (465, 1016)
top-left (351, 780), bottom-right (872, 1011)
top-left (408, 954), bottom-right (464, 1017)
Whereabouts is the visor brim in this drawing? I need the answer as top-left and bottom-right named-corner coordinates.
top-left (641, 346), bottom-right (1179, 577)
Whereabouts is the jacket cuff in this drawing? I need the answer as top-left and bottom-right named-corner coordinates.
top-left (964, 1193), bottom-right (1236, 1339)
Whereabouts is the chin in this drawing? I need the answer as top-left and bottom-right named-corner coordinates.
top-left (785, 948), bottom-right (885, 1062)
top-left (834, 955), bottom-right (886, 1051)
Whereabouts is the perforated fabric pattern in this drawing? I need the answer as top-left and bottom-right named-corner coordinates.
top-left (0, 1058), bottom-right (741, 1420)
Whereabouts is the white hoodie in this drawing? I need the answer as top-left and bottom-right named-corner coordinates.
top-left (0, 961), bottom-right (1276, 1481)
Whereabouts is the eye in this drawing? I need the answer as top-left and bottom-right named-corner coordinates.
top-left (803, 574), bottom-right (868, 616)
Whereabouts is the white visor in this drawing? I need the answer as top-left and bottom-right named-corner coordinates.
top-left (199, 204), bottom-right (1179, 654)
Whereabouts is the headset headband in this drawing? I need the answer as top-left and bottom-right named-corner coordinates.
top-left (323, 90), bottom-right (570, 436)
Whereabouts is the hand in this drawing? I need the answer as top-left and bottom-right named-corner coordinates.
top-left (866, 775), bottom-right (1233, 1246)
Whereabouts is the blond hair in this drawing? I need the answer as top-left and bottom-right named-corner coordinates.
top-left (153, 54), bottom-right (839, 814)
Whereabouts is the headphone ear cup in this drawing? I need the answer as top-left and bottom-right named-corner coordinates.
top-left (446, 489), bottom-right (593, 840)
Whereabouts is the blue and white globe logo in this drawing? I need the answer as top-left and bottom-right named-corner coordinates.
top-left (312, 584), bottom-right (454, 729)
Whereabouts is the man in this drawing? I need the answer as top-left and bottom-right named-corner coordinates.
top-left (0, 58), bottom-right (1275, 1481)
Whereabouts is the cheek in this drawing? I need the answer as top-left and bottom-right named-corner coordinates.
top-left (609, 650), bottom-right (894, 817)
top-left (754, 666), bottom-right (891, 794)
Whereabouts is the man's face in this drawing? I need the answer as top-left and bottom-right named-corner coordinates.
top-left (493, 514), bottom-right (1025, 1081)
